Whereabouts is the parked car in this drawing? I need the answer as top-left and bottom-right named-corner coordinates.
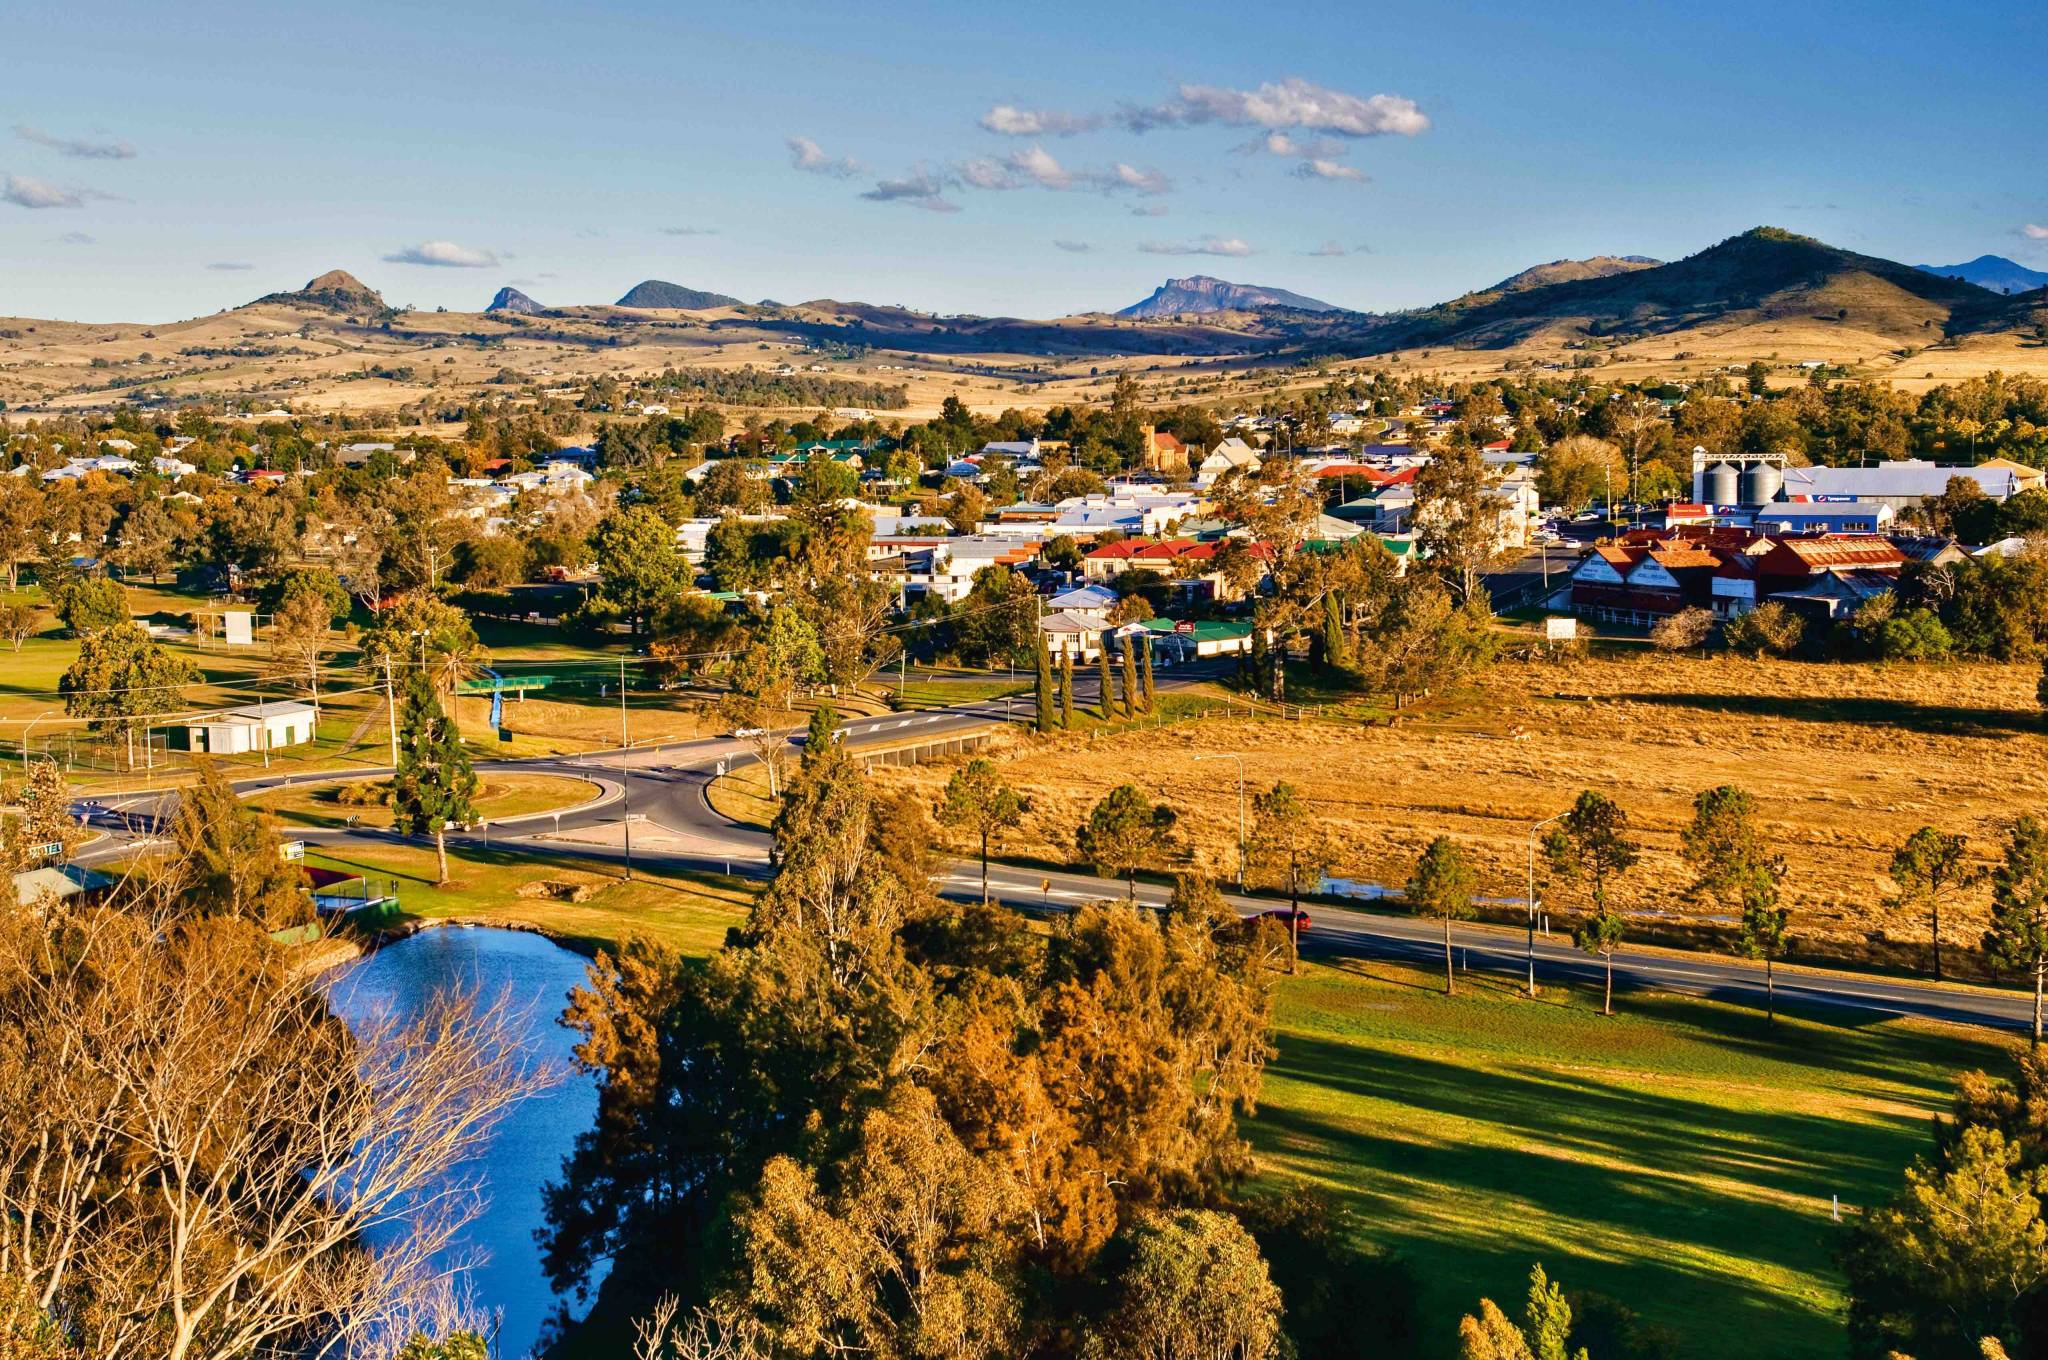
top-left (1250, 908), bottom-right (1311, 932)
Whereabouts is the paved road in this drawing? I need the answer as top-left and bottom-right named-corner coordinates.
top-left (69, 665), bottom-right (2045, 1035)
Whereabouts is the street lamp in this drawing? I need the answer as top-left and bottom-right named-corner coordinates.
top-left (1194, 753), bottom-right (1248, 892)
top-left (22, 710), bottom-right (55, 775)
top-left (1526, 810), bottom-right (1567, 998)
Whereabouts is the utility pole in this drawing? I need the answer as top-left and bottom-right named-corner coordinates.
top-left (1194, 753), bottom-right (1248, 892)
top-left (1526, 810), bottom-right (1566, 999)
top-left (382, 657), bottom-right (399, 770)
top-left (619, 655), bottom-right (629, 750)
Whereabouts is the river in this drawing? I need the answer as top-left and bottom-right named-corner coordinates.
top-left (327, 927), bottom-right (601, 1360)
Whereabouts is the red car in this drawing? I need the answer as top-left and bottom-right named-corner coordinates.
top-left (1251, 908), bottom-right (1311, 932)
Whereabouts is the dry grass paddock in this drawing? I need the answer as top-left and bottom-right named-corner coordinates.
top-left (871, 652), bottom-right (2048, 971)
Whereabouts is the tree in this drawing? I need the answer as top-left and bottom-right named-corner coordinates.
top-left (1545, 791), bottom-right (1638, 1017)
top-left (1722, 601), bottom-right (1806, 658)
top-left (0, 600), bottom-right (45, 652)
top-left (1248, 781), bottom-right (1333, 971)
top-left (1097, 634), bottom-right (1116, 720)
top-left (114, 500), bottom-right (176, 582)
top-left (1319, 590), bottom-right (1348, 671)
top-left (0, 483), bottom-right (43, 590)
top-left (1408, 836), bottom-right (1478, 995)
top-left (1060, 649), bottom-right (1076, 727)
top-left (52, 576), bottom-right (127, 636)
top-left (1891, 827), bottom-right (1973, 981)
top-left (1120, 643), bottom-right (1140, 719)
top-left (391, 672), bottom-right (477, 884)
top-left (1365, 574), bottom-right (1499, 708)
top-left (1649, 607), bottom-right (1713, 654)
top-left (1141, 634), bottom-right (1157, 711)
top-left (0, 905), bottom-right (544, 1360)
top-left (945, 483), bottom-right (987, 536)
top-left (1986, 815), bottom-right (2048, 1046)
top-left (1844, 1125), bottom-right (2048, 1360)
top-left (1535, 435), bottom-right (1623, 514)
top-left (59, 621), bottom-right (198, 769)
top-left (267, 585), bottom-right (338, 717)
top-left (938, 758), bottom-right (1023, 903)
top-left (167, 761), bottom-right (312, 929)
top-left (1077, 784), bottom-right (1178, 899)
top-left (1681, 785), bottom-right (1790, 1022)
top-left (594, 505), bottom-right (689, 633)
top-left (1413, 437), bottom-right (1505, 605)
top-left (720, 605), bottom-right (823, 799)
top-left (1456, 1264), bottom-right (1589, 1360)
top-left (359, 593), bottom-right (489, 695)
top-left (1091, 1210), bottom-right (1283, 1360)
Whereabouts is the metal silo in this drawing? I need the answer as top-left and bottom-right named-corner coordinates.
top-left (1740, 460), bottom-right (1783, 506)
top-left (1703, 461), bottom-right (1739, 506)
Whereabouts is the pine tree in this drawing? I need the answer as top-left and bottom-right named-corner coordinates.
top-left (1321, 591), bottom-right (1348, 671)
top-left (391, 673), bottom-right (477, 885)
top-left (1060, 650), bottom-right (1075, 727)
top-left (1120, 645), bottom-right (1140, 719)
top-left (1034, 630), bottom-right (1054, 735)
top-left (1140, 634), bottom-right (1156, 712)
top-left (1987, 815), bottom-right (2048, 1047)
top-left (1097, 635), bottom-right (1115, 720)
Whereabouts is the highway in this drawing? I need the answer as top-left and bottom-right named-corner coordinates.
top-left (70, 668), bottom-right (2044, 1036)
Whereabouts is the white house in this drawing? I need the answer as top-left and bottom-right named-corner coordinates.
top-left (1196, 437), bottom-right (1261, 486)
top-left (167, 701), bottom-right (318, 755)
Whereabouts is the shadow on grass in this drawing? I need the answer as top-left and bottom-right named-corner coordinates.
top-left (1616, 690), bottom-right (2040, 738)
top-left (1250, 1019), bottom-right (1964, 1358)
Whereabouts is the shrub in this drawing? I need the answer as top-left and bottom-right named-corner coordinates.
top-left (1876, 607), bottom-right (1954, 661)
top-left (1649, 607), bottom-right (1714, 653)
top-left (1723, 602), bottom-right (1805, 657)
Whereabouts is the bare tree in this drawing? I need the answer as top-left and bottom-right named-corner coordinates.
top-left (0, 900), bottom-right (552, 1360)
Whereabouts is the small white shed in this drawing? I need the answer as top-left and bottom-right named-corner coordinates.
top-left (169, 701), bottom-right (317, 755)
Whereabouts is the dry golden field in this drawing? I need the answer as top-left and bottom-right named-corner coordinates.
top-left (874, 653), bottom-right (2048, 970)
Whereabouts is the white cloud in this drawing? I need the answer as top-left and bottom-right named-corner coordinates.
top-left (14, 124), bottom-right (135, 159)
top-left (3, 174), bottom-right (84, 208)
top-left (660, 225), bottom-right (717, 236)
top-left (1124, 78), bottom-right (1428, 138)
top-left (980, 105), bottom-right (1101, 137)
top-left (2025, 224), bottom-right (2048, 240)
top-left (55, 230), bottom-right (93, 245)
top-left (788, 135), bottom-right (864, 179)
top-left (1296, 157), bottom-right (1367, 182)
top-left (1008, 145), bottom-right (1075, 190)
top-left (1113, 162), bottom-right (1171, 195)
top-left (1054, 239), bottom-right (1092, 253)
top-left (861, 170), bottom-right (960, 212)
top-left (1140, 236), bottom-right (1254, 257)
top-left (1305, 240), bottom-right (1350, 257)
top-left (382, 240), bottom-right (500, 268)
top-left (957, 157), bottom-right (1018, 190)
top-left (207, 261), bottom-right (254, 271)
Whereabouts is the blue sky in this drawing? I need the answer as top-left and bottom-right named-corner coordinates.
top-left (4, 0), bottom-right (2044, 322)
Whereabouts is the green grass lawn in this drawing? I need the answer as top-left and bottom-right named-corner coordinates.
top-left (250, 772), bottom-right (600, 830)
top-left (307, 838), bottom-right (752, 957)
top-left (1254, 956), bottom-right (2009, 1359)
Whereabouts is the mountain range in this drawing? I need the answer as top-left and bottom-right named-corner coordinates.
top-left (485, 286), bottom-right (547, 315)
top-left (1914, 254), bottom-right (2048, 295)
top-left (1114, 275), bottom-right (1340, 318)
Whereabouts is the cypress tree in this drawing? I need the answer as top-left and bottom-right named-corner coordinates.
top-left (1034, 629), bottom-right (1054, 734)
top-left (1060, 650), bottom-right (1075, 727)
top-left (1097, 634), bottom-right (1115, 720)
top-left (1140, 635), bottom-right (1156, 712)
top-left (1322, 591), bottom-right (1348, 671)
top-left (391, 672), bottom-right (478, 885)
top-left (1120, 645), bottom-right (1139, 719)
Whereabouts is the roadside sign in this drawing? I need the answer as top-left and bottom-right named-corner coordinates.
top-left (1544, 617), bottom-right (1579, 642)
top-left (30, 841), bottom-right (62, 860)
top-left (280, 840), bottom-right (306, 862)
